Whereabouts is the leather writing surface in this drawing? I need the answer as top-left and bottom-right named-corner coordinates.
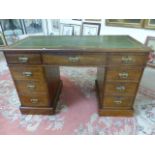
top-left (8, 35), bottom-right (147, 50)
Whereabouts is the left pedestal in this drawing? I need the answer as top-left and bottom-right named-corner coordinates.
top-left (8, 64), bottom-right (62, 115)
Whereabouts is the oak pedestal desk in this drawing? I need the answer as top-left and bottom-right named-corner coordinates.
top-left (2, 35), bottom-right (151, 116)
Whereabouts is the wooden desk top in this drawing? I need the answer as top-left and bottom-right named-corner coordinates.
top-left (2, 35), bottom-right (151, 52)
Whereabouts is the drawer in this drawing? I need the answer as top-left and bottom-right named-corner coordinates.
top-left (9, 66), bottom-right (45, 81)
top-left (104, 82), bottom-right (138, 95)
top-left (15, 80), bottom-right (48, 95)
top-left (19, 93), bottom-right (50, 107)
top-left (103, 95), bottom-right (134, 107)
top-left (42, 54), bottom-right (106, 66)
top-left (109, 54), bottom-right (148, 65)
top-left (106, 67), bottom-right (143, 82)
top-left (5, 53), bottom-right (42, 64)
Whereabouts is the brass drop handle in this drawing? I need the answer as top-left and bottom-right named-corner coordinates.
top-left (116, 85), bottom-right (126, 91)
top-left (118, 72), bottom-right (128, 79)
top-left (22, 72), bottom-right (33, 77)
top-left (30, 98), bottom-right (38, 104)
top-left (122, 56), bottom-right (133, 64)
top-left (114, 96), bottom-right (124, 104)
top-left (18, 56), bottom-right (29, 63)
top-left (68, 56), bottom-right (80, 63)
top-left (27, 84), bottom-right (36, 90)
top-left (114, 100), bottom-right (122, 104)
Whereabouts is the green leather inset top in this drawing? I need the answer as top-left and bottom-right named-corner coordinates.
top-left (6, 35), bottom-right (148, 50)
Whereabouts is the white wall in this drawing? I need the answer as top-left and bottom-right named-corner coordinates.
top-left (23, 19), bottom-right (155, 44)
top-left (100, 19), bottom-right (155, 44)
top-left (46, 19), bottom-right (155, 44)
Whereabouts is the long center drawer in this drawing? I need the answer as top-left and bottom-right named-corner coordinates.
top-left (42, 53), bottom-right (106, 66)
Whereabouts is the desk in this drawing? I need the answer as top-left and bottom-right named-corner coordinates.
top-left (2, 35), bottom-right (151, 116)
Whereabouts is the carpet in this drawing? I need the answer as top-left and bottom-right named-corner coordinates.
top-left (0, 52), bottom-right (155, 135)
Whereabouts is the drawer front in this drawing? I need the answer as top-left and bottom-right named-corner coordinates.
top-left (43, 54), bottom-right (106, 66)
top-left (104, 82), bottom-right (138, 95)
top-left (103, 96), bottom-right (134, 107)
top-left (5, 54), bottom-right (41, 64)
top-left (9, 66), bottom-right (45, 81)
top-left (106, 67), bottom-right (143, 82)
top-left (19, 93), bottom-right (50, 107)
top-left (109, 54), bottom-right (147, 65)
top-left (15, 80), bottom-right (48, 95)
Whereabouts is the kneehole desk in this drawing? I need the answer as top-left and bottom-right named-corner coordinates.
top-left (2, 35), bottom-right (151, 116)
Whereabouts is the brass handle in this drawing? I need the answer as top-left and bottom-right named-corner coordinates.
top-left (22, 72), bottom-right (33, 77)
top-left (30, 98), bottom-right (38, 104)
top-left (118, 72), bottom-right (128, 79)
top-left (27, 84), bottom-right (36, 90)
top-left (116, 85), bottom-right (126, 91)
top-left (68, 56), bottom-right (80, 63)
top-left (114, 100), bottom-right (122, 104)
top-left (18, 56), bottom-right (29, 63)
top-left (122, 56), bottom-right (133, 64)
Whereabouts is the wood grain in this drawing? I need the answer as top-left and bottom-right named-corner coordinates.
top-left (106, 67), bottom-right (143, 82)
top-left (20, 106), bottom-right (54, 115)
top-left (104, 82), bottom-right (138, 95)
top-left (99, 108), bottom-right (134, 117)
top-left (103, 95), bottom-right (134, 107)
top-left (14, 80), bottom-right (48, 95)
top-left (43, 54), bottom-right (106, 66)
top-left (19, 93), bottom-right (50, 107)
top-left (5, 53), bottom-right (41, 64)
top-left (108, 53), bottom-right (148, 66)
top-left (9, 65), bottom-right (45, 81)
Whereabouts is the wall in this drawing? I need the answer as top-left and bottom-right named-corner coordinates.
top-left (100, 20), bottom-right (155, 44)
top-left (45, 19), bottom-right (155, 44)
top-left (12, 19), bottom-right (155, 44)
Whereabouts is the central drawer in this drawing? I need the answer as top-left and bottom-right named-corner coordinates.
top-left (42, 54), bottom-right (106, 66)
top-left (104, 82), bottom-right (138, 95)
top-left (9, 66), bottom-right (45, 81)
